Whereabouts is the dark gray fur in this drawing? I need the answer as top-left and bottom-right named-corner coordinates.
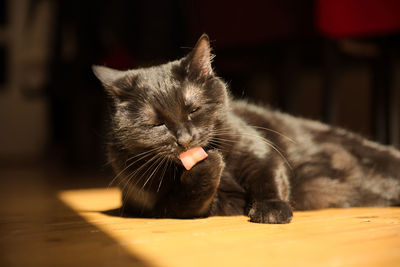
top-left (93, 34), bottom-right (400, 224)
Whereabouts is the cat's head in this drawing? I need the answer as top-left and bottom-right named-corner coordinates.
top-left (93, 34), bottom-right (229, 160)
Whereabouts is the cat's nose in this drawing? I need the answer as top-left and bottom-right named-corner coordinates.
top-left (177, 131), bottom-right (192, 149)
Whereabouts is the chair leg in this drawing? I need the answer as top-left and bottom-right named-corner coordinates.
top-left (322, 39), bottom-right (339, 123)
top-left (371, 44), bottom-right (392, 145)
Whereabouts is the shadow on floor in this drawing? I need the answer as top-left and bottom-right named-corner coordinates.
top-left (0, 166), bottom-right (154, 267)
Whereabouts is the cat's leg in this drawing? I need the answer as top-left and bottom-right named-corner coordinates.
top-left (353, 142), bottom-right (400, 206)
top-left (246, 159), bottom-right (293, 224)
top-left (291, 142), bottom-right (400, 210)
top-left (159, 150), bottom-right (224, 218)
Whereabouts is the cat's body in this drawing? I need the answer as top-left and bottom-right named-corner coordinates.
top-left (94, 35), bottom-right (400, 223)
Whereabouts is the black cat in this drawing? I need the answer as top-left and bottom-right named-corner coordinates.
top-left (93, 34), bottom-right (400, 224)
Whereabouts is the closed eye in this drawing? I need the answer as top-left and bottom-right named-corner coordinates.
top-left (190, 107), bottom-right (200, 114)
top-left (151, 122), bottom-right (165, 127)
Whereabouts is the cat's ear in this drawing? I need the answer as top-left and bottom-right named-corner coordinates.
top-left (92, 65), bottom-right (127, 96)
top-left (186, 34), bottom-right (214, 77)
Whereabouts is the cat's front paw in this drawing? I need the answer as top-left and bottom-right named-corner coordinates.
top-left (181, 149), bottom-right (224, 186)
top-left (248, 199), bottom-right (293, 224)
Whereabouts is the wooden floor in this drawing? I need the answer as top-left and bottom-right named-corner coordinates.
top-left (1, 166), bottom-right (400, 266)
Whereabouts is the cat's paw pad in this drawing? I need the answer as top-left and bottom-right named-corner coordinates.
top-left (248, 199), bottom-right (293, 224)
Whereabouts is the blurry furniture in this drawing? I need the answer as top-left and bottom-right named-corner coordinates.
top-left (0, 0), bottom-right (53, 160)
top-left (316, 0), bottom-right (400, 145)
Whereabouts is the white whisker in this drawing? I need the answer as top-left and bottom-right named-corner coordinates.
top-left (157, 158), bottom-right (171, 192)
top-left (209, 130), bottom-right (293, 170)
top-left (108, 147), bottom-right (162, 187)
top-left (249, 125), bottom-right (297, 144)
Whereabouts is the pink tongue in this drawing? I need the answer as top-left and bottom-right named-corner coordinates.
top-left (179, 147), bottom-right (208, 170)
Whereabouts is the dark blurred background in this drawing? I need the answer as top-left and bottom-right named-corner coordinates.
top-left (1, 0), bottom-right (400, 174)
